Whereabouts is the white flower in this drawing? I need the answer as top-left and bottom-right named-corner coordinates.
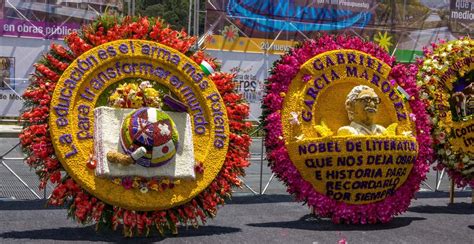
top-left (424, 76), bottom-right (431, 82)
top-left (158, 123), bottom-right (170, 136)
top-left (462, 155), bottom-right (469, 163)
top-left (114, 98), bottom-right (124, 106)
top-left (295, 134), bottom-right (304, 141)
top-left (139, 80), bottom-right (152, 90)
top-left (140, 187), bottom-right (148, 193)
top-left (446, 44), bottom-right (452, 51)
top-left (289, 112), bottom-right (300, 125)
top-left (441, 52), bottom-right (447, 57)
top-left (128, 90), bottom-right (136, 99)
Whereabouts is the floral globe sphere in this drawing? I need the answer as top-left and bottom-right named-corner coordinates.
top-left (120, 107), bottom-right (179, 167)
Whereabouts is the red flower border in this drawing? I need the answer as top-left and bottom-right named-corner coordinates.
top-left (261, 34), bottom-right (433, 224)
top-left (20, 15), bottom-right (251, 236)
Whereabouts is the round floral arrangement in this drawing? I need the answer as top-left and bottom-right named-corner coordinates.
top-left (417, 37), bottom-right (474, 187)
top-left (262, 34), bottom-right (433, 224)
top-left (20, 15), bottom-right (251, 236)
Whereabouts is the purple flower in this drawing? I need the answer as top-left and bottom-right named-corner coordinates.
top-left (302, 74), bottom-right (311, 83)
top-left (121, 177), bottom-right (133, 190)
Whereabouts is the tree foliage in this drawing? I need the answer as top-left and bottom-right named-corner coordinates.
top-left (136, 0), bottom-right (204, 33)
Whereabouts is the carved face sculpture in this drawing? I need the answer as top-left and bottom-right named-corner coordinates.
top-left (352, 89), bottom-right (381, 126)
top-left (464, 83), bottom-right (474, 116)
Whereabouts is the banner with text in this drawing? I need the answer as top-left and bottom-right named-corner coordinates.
top-left (1, 0), bottom-right (122, 40)
top-left (207, 50), bottom-right (279, 121)
top-left (206, 0), bottom-right (473, 61)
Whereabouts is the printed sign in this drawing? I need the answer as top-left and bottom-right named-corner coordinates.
top-left (206, 0), bottom-right (472, 59)
top-left (450, 0), bottom-right (474, 23)
top-left (0, 56), bottom-right (26, 117)
top-left (1, 0), bottom-right (122, 40)
top-left (0, 19), bottom-right (80, 39)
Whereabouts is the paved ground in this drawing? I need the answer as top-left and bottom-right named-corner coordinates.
top-left (0, 194), bottom-right (472, 243)
top-left (1, 136), bottom-right (473, 243)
